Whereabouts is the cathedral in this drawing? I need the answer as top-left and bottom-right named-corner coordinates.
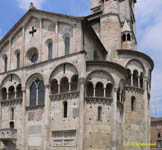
top-left (0, 0), bottom-right (154, 150)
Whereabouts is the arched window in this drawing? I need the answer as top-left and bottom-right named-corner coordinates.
top-left (16, 84), bottom-right (22, 98)
top-left (122, 34), bottom-right (126, 42)
top-left (65, 37), bottom-right (70, 55)
top-left (71, 75), bottom-right (78, 91)
top-left (60, 77), bottom-right (69, 93)
top-left (95, 82), bottom-right (104, 97)
top-left (126, 69), bottom-right (131, 86)
top-left (50, 79), bottom-right (58, 94)
top-left (140, 72), bottom-right (144, 89)
top-left (106, 83), bottom-right (113, 97)
top-left (30, 82), bottom-right (37, 106)
top-left (63, 101), bottom-right (68, 118)
top-left (17, 52), bottom-right (20, 68)
top-left (127, 33), bottom-right (131, 41)
top-left (48, 43), bottom-right (53, 60)
top-left (98, 106), bottom-right (102, 121)
top-left (9, 86), bottom-right (15, 99)
top-left (87, 82), bottom-right (93, 97)
top-left (131, 96), bottom-right (136, 111)
top-left (4, 57), bottom-right (7, 72)
top-left (9, 121), bottom-right (14, 129)
top-left (117, 88), bottom-right (120, 102)
top-left (38, 80), bottom-right (45, 105)
top-left (1, 88), bottom-right (7, 100)
top-left (133, 70), bottom-right (138, 87)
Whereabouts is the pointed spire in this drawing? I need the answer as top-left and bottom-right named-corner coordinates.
top-left (121, 20), bottom-right (131, 33)
top-left (29, 2), bottom-right (36, 10)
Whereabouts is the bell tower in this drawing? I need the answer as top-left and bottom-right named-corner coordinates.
top-left (90, 0), bottom-right (137, 61)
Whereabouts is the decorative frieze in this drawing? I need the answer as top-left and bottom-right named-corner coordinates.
top-left (0, 128), bottom-right (17, 140)
top-left (125, 86), bottom-right (144, 94)
top-left (85, 97), bottom-right (113, 105)
top-left (50, 91), bottom-right (79, 101)
top-left (1, 98), bottom-right (22, 106)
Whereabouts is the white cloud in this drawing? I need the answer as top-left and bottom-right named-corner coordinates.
top-left (16, 0), bottom-right (46, 10)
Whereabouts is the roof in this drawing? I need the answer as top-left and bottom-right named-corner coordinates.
top-left (0, 8), bottom-right (84, 46)
top-left (122, 20), bottom-right (131, 33)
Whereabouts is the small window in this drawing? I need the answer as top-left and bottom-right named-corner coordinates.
top-left (127, 33), bottom-right (131, 41)
top-left (17, 53), bottom-right (20, 68)
top-left (31, 53), bottom-right (38, 63)
top-left (48, 43), bottom-right (53, 60)
top-left (158, 132), bottom-right (161, 138)
top-left (65, 37), bottom-right (70, 55)
top-left (11, 108), bottom-right (14, 120)
top-left (63, 101), bottom-right (68, 118)
top-left (122, 34), bottom-right (126, 42)
top-left (131, 96), bottom-right (136, 111)
top-left (98, 106), bottom-right (102, 121)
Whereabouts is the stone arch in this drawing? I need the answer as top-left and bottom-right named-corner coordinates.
top-left (86, 70), bottom-right (115, 86)
top-left (126, 59), bottom-right (146, 74)
top-left (1, 87), bottom-right (7, 100)
top-left (50, 79), bottom-right (58, 94)
top-left (8, 86), bottom-right (15, 99)
top-left (49, 63), bottom-right (78, 83)
top-left (106, 83), bottom-right (113, 97)
top-left (140, 72), bottom-right (144, 89)
top-left (60, 77), bottom-right (69, 93)
top-left (86, 81), bottom-right (93, 97)
top-left (133, 70), bottom-right (138, 87)
top-left (71, 74), bottom-right (78, 91)
top-left (95, 82), bottom-right (104, 97)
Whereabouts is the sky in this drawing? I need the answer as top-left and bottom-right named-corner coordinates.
top-left (0, 0), bottom-right (162, 117)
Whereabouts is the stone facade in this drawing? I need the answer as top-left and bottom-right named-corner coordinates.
top-left (0, 0), bottom-right (154, 150)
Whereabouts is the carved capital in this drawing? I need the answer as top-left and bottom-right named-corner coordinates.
top-left (79, 78), bottom-right (85, 85)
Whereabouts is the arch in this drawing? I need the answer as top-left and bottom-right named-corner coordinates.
top-left (60, 77), bottom-right (69, 93)
top-left (16, 84), bottom-right (22, 98)
top-left (86, 70), bottom-right (115, 86)
top-left (65, 37), bottom-right (70, 55)
top-left (49, 63), bottom-right (78, 83)
top-left (126, 69), bottom-right (131, 86)
top-left (1, 87), bottom-right (7, 100)
top-left (98, 106), bottom-right (102, 121)
top-left (140, 72), bottom-right (144, 89)
top-left (95, 82), bottom-right (104, 97)
top-left (127, 33), bottom-right (131, 41)
top-left (38, 80), bottom-right (45, 105)
top-left (131, 96), bottom-right (136, 111)
top-left (63, 101), bottom-right (68, 118)
top-left (71, 75), bottom-right (78, 91)
top-left (133, 70), bottom-right (138, 87)
top-left (8, 86), bottom-right (15, 99)
top-left (122, 34), bottom-right (126, 42)
top-left (1, 73), bottom-right (21, 87)
top-left (86, 82), bottom-right (93, 97)
top-left (50, 79), bottom-right (58, 94)
top-left (106, 83), bottom-right (113, 97)
top-left (126, 59), bottom-right (146, 74)
top-left (30, 82), bottom-right (37, 106)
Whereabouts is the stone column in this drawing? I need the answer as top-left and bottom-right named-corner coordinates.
top-left (7, 92), bottom-right (9, 100)
top-left (22, 87), bottom-right (27, 150)
top-left (78, 78), bottom-right (85, 150)
top-left (131, 74), bottom-right (133, 86)
top-left (69, 82), bottom-right (71, 92)
top-left (104, 87), bottom-right (106, 97)
top-left (112, 88), bottom-right (118, 150)
top-left (138, 76), bottom-right (140, 88)
top-left (58, 84), bottom-right (60, 93)
top-left (93, 85), bottom-right (95, 97)
top-left (44, 85), bottom-right (50, 150)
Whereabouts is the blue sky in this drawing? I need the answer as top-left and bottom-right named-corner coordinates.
top-left (0, 0), bottom-right (162, 117)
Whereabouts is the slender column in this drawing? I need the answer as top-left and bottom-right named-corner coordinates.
top-left (44, 85), bottom-right (50, 150)
top-left (22, 88), bottom-right (27, 150)
top-left (69, 82), bottom-right (71, 91)
top-left (138, 76), bottom-right (140, 88)
top-left (131, 74), bottom-right (133, 86)
top-left (112, 88), bottom-right (118, 150)
top-left (104, 87), bottom-right (106, 97)
top-left (58, 84), bottom-right (60, 93)
top-left (93, 85), bottom-right (95, 97)
top-left (78, 78), bottom-right (85, 150)
top-left (15, 89), bottom-right (17, 99)
top-left (7, 92), bottom-right (9, 100)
